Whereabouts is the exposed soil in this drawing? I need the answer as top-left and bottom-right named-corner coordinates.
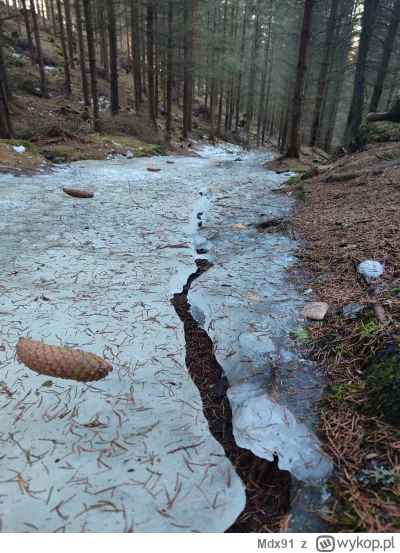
top-left (171, 258), bottom-right (292, 533)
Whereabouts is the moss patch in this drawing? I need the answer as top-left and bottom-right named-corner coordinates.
top-left (95, 135), bottom-right (168, 156)
top-left (301, 163), bottom-right (319, 180)
top-left (356, 122), bottom-right (400, 147)
top-left (285, 175), bottom-right (300, 185)
top-left (362, 338), bottom-right (400, 427)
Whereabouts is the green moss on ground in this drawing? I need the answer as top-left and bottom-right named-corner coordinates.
top-left (362, 338), bottom-right (400, 427)
top-left (301, 163), bottom-right (319, 180)
top-left (357, 121), bottom-right (400, 147)
top-left (285, 175), bottom-right (300, 185)
top-left (95, 135), bottom-right (168, 156)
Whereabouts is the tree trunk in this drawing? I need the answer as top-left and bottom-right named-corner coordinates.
top-left (0, 24), bottom-right (11, 138)
top-left (209, 4), bottom-right (219, 141)
top-left (146, 1), bottom-right (156, 128)
top-left (216, 0), bottom-right (228, 138)
top-left (107, 0), bottom-right (119, 115)
top-left (235, 1), bottom-right (248, 132)
top-left (309, 0), bottom-right (339, 146)
top-left (131, 0), bottom-right (142, 111)
top-left (386, 55), bottom-right (400, 110)
top-left (0, 19), bottom-right (12, 101)
top-left (30, 0), bottom-right (47, 94)
top-left (98, 4), bottom-right (110, 82)
top-left (166, 0), bottom-right (173, 140)
top-left (286, 0), bottom-right (315, 158)
top-left (183, 0), bottom-right (196, 137)
top-left (56, 0), bottom-right (71, 94)
top-left (83, 0), bottom-right (100, 132)
top-left (182, 0), bottom-right (189, 137)
top-left (74, 0), bottom-right (90, 106)
top-left (21, 0), bottom-right (35, 65)
top-left (63, 0), bottom-right (75, 70)
top-left (49, 0), bottom-right (56, 35)
top-left (245, 0), bottom-right (261, 150)
top-left (369, 0), bottom-right (400, 112)
top-left (256, 6), bottom-right (272, 147)
top-left (344, 0), bottom-right (379, 146)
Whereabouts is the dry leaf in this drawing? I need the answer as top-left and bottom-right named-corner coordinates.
top-left (234, 224), bottom-right (247, 230)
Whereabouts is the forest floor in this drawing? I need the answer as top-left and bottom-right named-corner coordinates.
top-left (282, 138), bottom-right (400, 532)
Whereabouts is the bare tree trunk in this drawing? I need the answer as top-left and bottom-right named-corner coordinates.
top-left (74, 0), bottom-right (90, 106)
top-left (245, 0), bottom-right (261, 149)
top-left (29, 0), bottom-right (47, 94)
top-left (49, 0), bottom-right (56, 35)
top-left (107, 0), bottom-right (119, 115)
top-left (386, 55), bottom-right (400, 110)
top-left (63, 0), bottom-right (75, 70)
top-left (56, 0), bottom-right (71, 94)
top-left (235, 1), bottom-right (248, 132)
top-left (147, 1), bottom-right (157, 128)
top-left (98, 2), bottom-right (110, 82)
top-left (183, 0), bottom-right (196, 137)
top-left (217, 0), bottom-right (228, 137)
top-left (209, 4), bottom-right (218, 141)
top-left (83, 0), bottom-right (100, 132)
top-left (286, 0), bottom-right (315, 158)
top-left (21, 0), bottom-right (35, 65)
top-left (256, 5), bottom-right (272, 146)
top-left (182, 0), bottom-right (189, 137)
top-left (369, 0), bottom-right (400, 112)
top-left (131, 0), bottom-right (142, 111)
top-left (0, 19), bottom-right (12, 101)
top-left (309, 0), bottom-right (339, 146)
top-left (344, 0), bottom-right (379, 146)
top-left (0, 22), bottom-right (11, 138)
top-left (166, 0), bottom-right (173, 140)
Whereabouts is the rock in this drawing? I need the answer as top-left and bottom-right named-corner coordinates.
top-left (341, 304), bottom-right (367, 318)
top-left (362, 339), bottom-right (400, 427)
top-left (276, 168), bottom-right (291, 174)
top-left (256, 217), bottom-right (285, 230)
top-left (301, 302), bottom-right (329, 321)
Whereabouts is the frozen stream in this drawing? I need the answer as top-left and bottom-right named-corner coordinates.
top-left (0, 144), bottom-right (331, 532)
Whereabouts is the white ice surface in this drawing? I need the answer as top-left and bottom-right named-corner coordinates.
top-left (13, 145), bottom-right (26, 153)
top-left (0, 144), bottom-right (332, 533)
top-left (0, 157), bottom-right (245, 533)
top-left (188, 145), bottom-right (332, 483)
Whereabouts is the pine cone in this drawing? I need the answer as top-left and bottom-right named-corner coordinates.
top-left (16, 338), bottom-right (112, 382)
top-left (147, 167), bottom-right (161, 172)
top-left (62, 188), bottom-right (94, 198)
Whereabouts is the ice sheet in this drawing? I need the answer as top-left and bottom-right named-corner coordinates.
top-left (0, 157), bottom-right (245, 533)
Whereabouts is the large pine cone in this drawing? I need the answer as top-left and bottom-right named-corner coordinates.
top-left (62, 188), bottom-right (94, 198)
top-left (16, 338), bottom-right (112, 382)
